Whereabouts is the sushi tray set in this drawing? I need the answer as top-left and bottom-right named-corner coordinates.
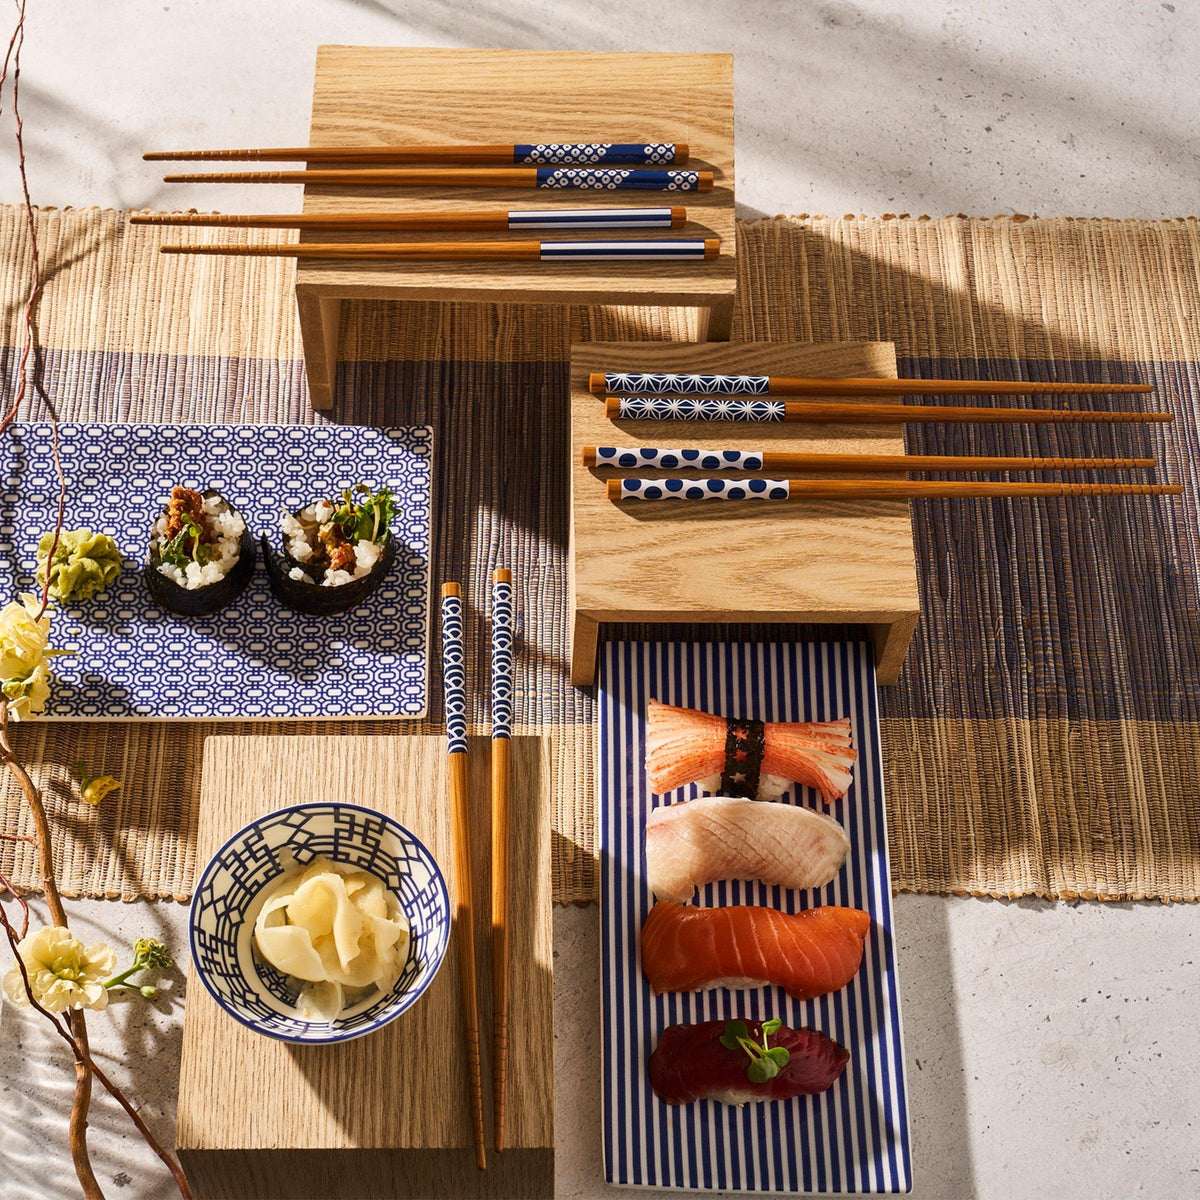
top-left (599, 640), bottom-right (911, 1193)
top-left (0, 422), bottom-right (433, 718)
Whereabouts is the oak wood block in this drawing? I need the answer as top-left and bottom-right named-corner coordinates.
top-left (295, 46), bottom-right (736, 406)
top-left (569, 341), bottom-right (921, 685)
top-left (177, 735), bottom-right (553, 1197)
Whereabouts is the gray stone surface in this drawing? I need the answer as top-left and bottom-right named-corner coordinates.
top-left (1, 2), bottom-right (1199, 1197)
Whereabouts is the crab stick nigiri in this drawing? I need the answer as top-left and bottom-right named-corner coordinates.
top-left (641, 901), bottom-right (870, 1001)
top-left (645, 699), bottom-right (857, 804)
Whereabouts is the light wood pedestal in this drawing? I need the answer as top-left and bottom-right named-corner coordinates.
top-left (569, 341), bottom-right (922, 686)
top-left (176, 735), bottom-right (554, 1199)
top-left (297, 46), bottom-right (736, 409)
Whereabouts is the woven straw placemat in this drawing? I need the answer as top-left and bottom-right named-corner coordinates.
top-left (0, 207), bottom-right (1196, 903)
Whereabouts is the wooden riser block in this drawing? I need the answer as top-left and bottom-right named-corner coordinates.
top-left (568, 341), bottom-right (921, 685)
top-left (177, 735), bottom-right (553, 1198)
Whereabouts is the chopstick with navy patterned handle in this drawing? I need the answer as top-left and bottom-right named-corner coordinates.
top-left (131, 206), bottom-right (689, 231)
top-left (604, 396), bottom-right (1172, 424)
top-left (489, 569), bottom-right (514, 1152)
top-left (162, 166), bottom-right (713, 191)
top-left (161, 238), bottom-right (719, 262)
top-left (439, 582), bottom-right (487, 1171)
top-left (146, 141), bottom-right (688, 165)
top-left (607, 478), bottom-right (1182, 501)
top-left (583, 446), bottom-right (1157, 472)
top-left (590, 371), bottom-right (1155, 396)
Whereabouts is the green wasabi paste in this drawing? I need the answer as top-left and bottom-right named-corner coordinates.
top-left (36, 529), bottom-right (122, 602)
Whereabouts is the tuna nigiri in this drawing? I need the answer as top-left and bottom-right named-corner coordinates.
top-left (645, 699), bottom-right (856, 804)
top-left (645, 796), bottom-right (850, 902)
top-left (649, 1019), bottom-right (849, 1105)
top-left (641, 901), bottom-right (870, 1000)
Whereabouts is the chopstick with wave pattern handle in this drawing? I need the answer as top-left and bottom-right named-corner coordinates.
top-left (146, 141), bottom-right (688, 165)
top-left (490, 569), bottom-right (514, 1152)
top-left (440, 583), bottom-right (487, 1171)
top-left (162, 166), bottom-right (713, 191)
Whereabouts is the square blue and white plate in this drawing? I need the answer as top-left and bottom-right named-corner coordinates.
top-left (0, 423), bottom-right (433, 719)
top-left (599, 640), bottom-right (912, 1194)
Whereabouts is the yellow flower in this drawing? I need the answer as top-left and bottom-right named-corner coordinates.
top-left (80, 775), bottom-right (121, 807)
top-left (0, 594), bottom-right (59, 721)
top-left (3, 925), bottom-right (117, 1013)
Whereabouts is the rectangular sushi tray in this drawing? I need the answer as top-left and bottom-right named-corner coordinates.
top-left (0, 422), bottom-right (433, 720)
top-left (599, 640), bottom-right (911, 1194)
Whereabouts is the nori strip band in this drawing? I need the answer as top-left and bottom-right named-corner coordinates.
top-left (143, 489), bottom-right (255, 617)
top-left (261, 530), bottom-right (396, 616)
top-left (719, 716), bottom-right (766, 798)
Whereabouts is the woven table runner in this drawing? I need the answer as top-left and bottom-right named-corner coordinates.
top-left (0, 208), bottom-right (1196, 903)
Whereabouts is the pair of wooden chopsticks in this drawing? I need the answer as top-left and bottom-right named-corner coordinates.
top-left (439, 572), bottom-right (516, 1170)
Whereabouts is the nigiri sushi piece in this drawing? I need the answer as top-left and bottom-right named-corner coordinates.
top-left (645, 796), bottom-right (850, 902)
top-left (646, 699), bottom-right (856, 804)
top-left (641, 901), bottom-right (870, 1000)
top-left (649, 1019), bottom-right (849, 1105)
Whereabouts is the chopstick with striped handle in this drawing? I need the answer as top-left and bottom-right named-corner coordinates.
top-left (589, 371), bottom-right (1154, 397)
top-left (130, 206), bottom-right (688, 231)
top-left (439, 583), bottom-right (487, 1171)
top-left (607, 478), bottom-right (1182, 501)
top-left (161, 238), bottom-right (719, 262)
top-left (605, 396), bottom-right (1173, 425)
top-left (146, 141), bottom-right (688, 165)
top-left (489, 569), bottom-right (514, 1153)
top-left (583, 446), bottom-right (1156, 472)
top-left (162, 167), bottom-right (714, 191)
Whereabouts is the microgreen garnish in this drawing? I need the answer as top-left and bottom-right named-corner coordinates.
top-left (330, 484), bottom-right (397, 544)
top-left (721, 1018), bottom-right (791, 1084)
top-left (160, 515), bottom-right (212, 569)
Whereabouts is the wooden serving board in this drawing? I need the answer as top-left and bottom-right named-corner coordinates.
top-left (176, 735), bottom-right (554, 1199)
top-left (569, 340), bottom-right (921, 686)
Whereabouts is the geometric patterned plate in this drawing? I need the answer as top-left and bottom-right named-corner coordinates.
top-left (599, 641), bottom-right (912, 1193)
top-left (188, 801), bottom-right (450, 1043)
top-left (0, 423), bottom-right (432, 719)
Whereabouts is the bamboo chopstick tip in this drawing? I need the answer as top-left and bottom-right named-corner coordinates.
top-left (674, 142), bottom-right (690, 164)
top-left (604, 397), bottom-right (621, 417)
top-left (697, 171), bottom-right (715, 192)
top-left (588, 373), bottom-right (607, 395)
top-left (441, 581), bottom-right (461, 599)
top-left (582, 446), bottom-right (598, 466)
top-left (703, 237), bottom-right (720, 258)
top-left (606, 480), bottom-right (623, 500)
top-left (670, 205), bottom-right (687, 227)
top-left (492, 568), bottom-right (512, 584)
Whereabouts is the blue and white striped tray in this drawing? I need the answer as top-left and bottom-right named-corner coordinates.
top-left (599, 641), bottom-right (912, 1194)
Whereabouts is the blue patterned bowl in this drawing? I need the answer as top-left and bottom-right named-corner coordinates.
top-left (189, 802), bottom-right (450, 1044)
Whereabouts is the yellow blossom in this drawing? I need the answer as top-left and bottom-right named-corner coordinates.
top-left (80, 774), bottom-right (121, 807)
top-left (0, 594), bottom-right (56, 721)
top-left (3, 925), bottom-right (117, 1013)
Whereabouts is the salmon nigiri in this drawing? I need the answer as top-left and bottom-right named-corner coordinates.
top-left (641, 901), bottom-right (870, 1000)
top-left (645, 699), bottom-right (856, 804)
top-left (645, 796), bottom-right (850, 902)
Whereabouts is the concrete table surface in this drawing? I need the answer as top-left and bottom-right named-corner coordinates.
top-left (2, 2), bottom-right (1200, 1198)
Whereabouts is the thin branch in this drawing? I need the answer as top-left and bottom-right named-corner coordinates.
top-left (0, 863), bottom-right (29, 936)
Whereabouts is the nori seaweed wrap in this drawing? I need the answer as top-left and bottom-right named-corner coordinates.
top-left (144, 487), bottom-right (256, 617)
top-left (261, 485), bottom-right (397, 616)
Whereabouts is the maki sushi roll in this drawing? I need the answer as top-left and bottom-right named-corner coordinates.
top-left (261, 484), bottom-right (397, 616)
top-left (144, 486), bottom-right (256, 616)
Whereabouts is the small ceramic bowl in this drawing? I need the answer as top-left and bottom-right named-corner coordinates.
top-left (189, 801), bottom-right (450, 1044)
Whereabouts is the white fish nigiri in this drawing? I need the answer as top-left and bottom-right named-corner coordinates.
top-left (644, 796), bottom-right (851, 902)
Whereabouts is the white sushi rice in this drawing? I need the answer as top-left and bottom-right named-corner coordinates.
top-left (153, 494), bottom-right (245, 590)
top-left (279, 504), bottom-right (383, 588)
